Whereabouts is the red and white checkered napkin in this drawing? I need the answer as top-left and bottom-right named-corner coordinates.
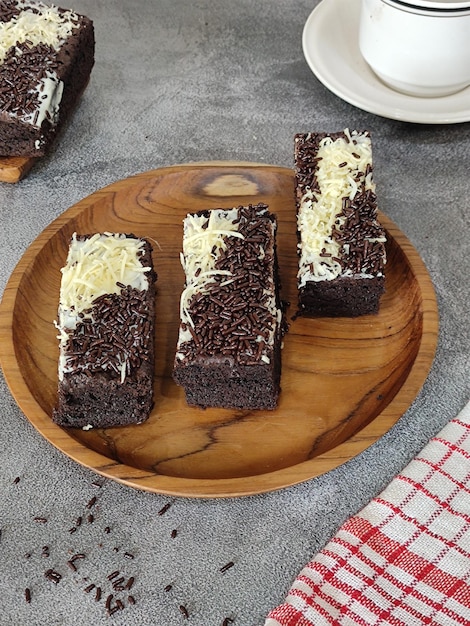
top-left (266, 400), bottom-right (470, 626)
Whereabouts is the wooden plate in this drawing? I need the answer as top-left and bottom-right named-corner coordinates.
top-left (0, 162), bottom-right (438, 498)
top-left (0, 155), bottom-right (36, 183)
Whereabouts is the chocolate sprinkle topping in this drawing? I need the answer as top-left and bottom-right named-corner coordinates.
top-left (0, 1), bottom-right (21, 23)
top-left (0, 41), bottom-right (60, 124)
top-left (178, 204), bottom-right (280, 365)
top-left (332, 188), bottom-right (386, 276)
top-left (63, 285), bottom-right (152, 380)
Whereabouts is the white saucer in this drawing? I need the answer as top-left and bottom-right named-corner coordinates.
top-left (302, 0), bottom-right (470, 124)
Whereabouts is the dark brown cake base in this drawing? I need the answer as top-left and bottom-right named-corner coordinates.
top-left (53, 369), bottom-right (154, 429)
top-left (0, 9), bottom-right (94, 157)
top-left (174, 344), bottom-right (282, 411)
top-left (298, 276), bottom-right (385, 318)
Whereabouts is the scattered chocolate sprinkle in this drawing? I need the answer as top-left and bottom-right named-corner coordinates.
top-left (222, 619), bottom-right (234, 626)
top-left (95, 586), bottom-right (102, 602)
top-left (220, 561), bottom-right (234, 573)
top-left (41, 546), bottom-right (49, 558)
top-left (112, 576), bottom-right (125, 590)
top-left (75, 516), bottom-right (83, 527)
top-left (179, 604), bottom-right (189, 619)
top-left (24, 588), bottom-right (31, 604)
top-left (115, 599), bottom-right (124, 610)
top-left (86, 496), bottom-right (97, 509)
top-left (158, 502), bottom-right (172, 516)
top-left (67, 560), bottom-right (77, 572)
top-left (92, 480), bottom-right (104, 488)
top-left (124, 551), bottom-right (134, 560)
top-left (105, 594), bottom-right (113, 610)
top-left (69, 527), bottom-right (77, 534)
top-left (164, 584), bottom-right (173, 592)
top-left (87, 514), bottom-right (94, 524)
top-left (71, 553), bottom-right (86, 562)
top-left (107, 570), bottom-right (120, 581)
top-left (128, 595), bottom-right (136, 605)
top-left (13, 477), bottom-right (20, 484)
top-left (44, 569), bottom-right (62, 584)
top-left (104, 526), bottom-right (111, 534)
top-left (34, 517), bottom-right (47, 524)
top-left (125, 576), bottom-right (135, 591)
top-left (171, 529), bottom-right (178, 539)
top-left (107, 606), bottom-right (120, 616)
top-left (84, 583), bottom-right (95, 593)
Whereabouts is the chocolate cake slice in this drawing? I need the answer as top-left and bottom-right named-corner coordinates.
top-left (0, 0), bottom-right (94, 157)
top-left (173, 203), bottom-right (283, 410)
top-left (53, 233), bottom-right (157, 429)
top-left (295, 130), bottom-right (386, 317)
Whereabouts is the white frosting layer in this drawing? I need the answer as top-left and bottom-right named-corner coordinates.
top-left (28, 70), bottom-right (64, 127)
top-left (56, 233), bottom-right (151, 381)
top-left (0, 1), bottom-right (79, 127)
top-left (297, 129), bottom-right (380, 286)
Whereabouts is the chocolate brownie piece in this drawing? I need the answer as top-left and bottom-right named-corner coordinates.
top-left (295, 130), bottom-right (386, 317)
top-left (0, 0), bottom-right (94, 157)
top-left (53, 233), bottom-right (157, 429)
top-left (173, 203), bottom-right (283, 410)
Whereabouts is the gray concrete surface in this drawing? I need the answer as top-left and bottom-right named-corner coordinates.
top-left (0, 1), bottom-right (469, 624)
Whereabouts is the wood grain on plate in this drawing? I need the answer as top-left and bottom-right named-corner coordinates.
top-left (0, 155), bottom-right (36, 183)
top-left (0, 162), bottom-right (439, 497)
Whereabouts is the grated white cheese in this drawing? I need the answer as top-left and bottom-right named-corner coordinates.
top-left (297, 130), bottom-right (375, 286)
top-left (0, 2), bottom-right (78, 64)
top-left (59, 233), bottom-right (150, 319)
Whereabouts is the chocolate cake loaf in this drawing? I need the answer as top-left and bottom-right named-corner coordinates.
top-left (295, 130), bottom-right (387, 317)
top-left (173, 203), bottom-right (283, 410)
top-left (0, 0), bottom-right (94, 157)
top-left (53, 233), bottom-right (157, 429)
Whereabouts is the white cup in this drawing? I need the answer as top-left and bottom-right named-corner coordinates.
top-left (359, 0), bottom-right (470, 97)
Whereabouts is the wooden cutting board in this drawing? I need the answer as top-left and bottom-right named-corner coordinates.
top-left (0, 162), bottom-right (439, 497)
top-left (0, 155), bottom-right (36, 183)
